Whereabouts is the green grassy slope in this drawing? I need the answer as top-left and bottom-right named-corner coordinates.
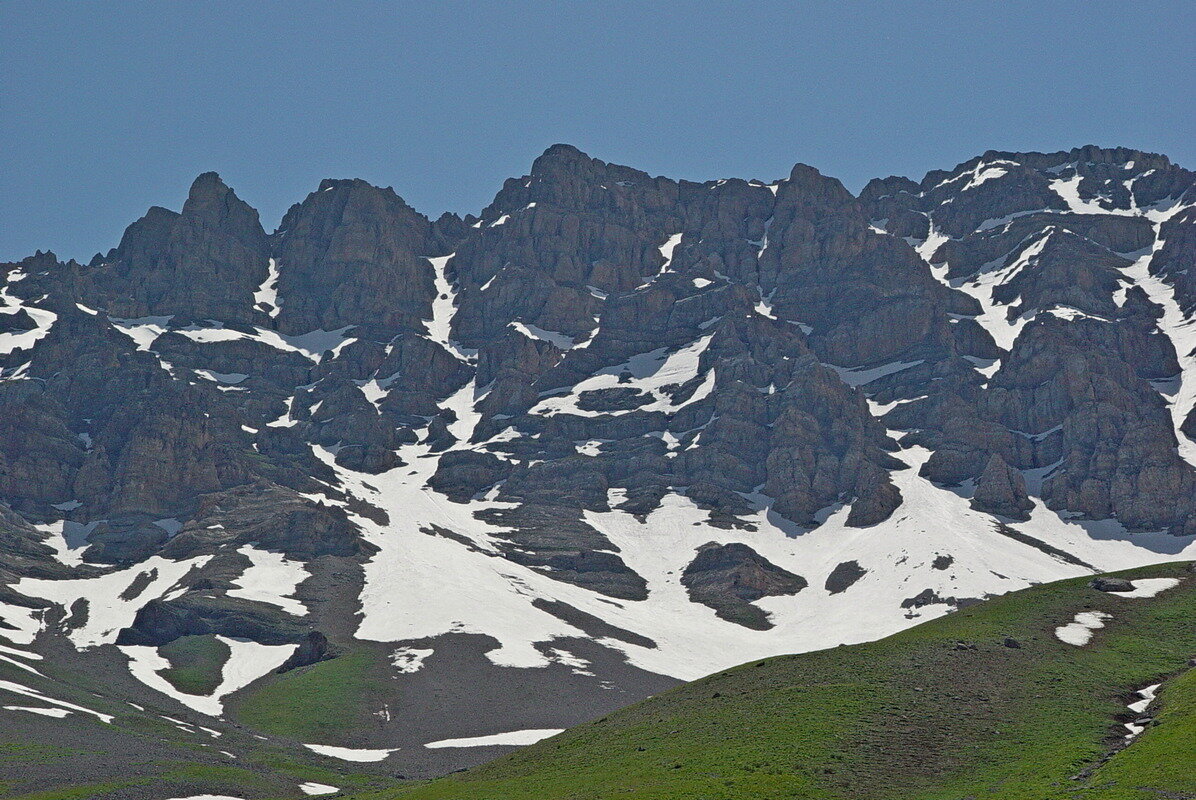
top-left (158, 634), bottom-right (231, 696)
top-left (230, 645), bottom-right (392, 742)
top-left (373, 561), bottom-right (1196, 800)
top-left (0, 648), bottom-right (388, 800)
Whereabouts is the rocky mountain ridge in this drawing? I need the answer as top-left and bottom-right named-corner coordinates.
top-left (1, 143), bottom-right (1194, 780)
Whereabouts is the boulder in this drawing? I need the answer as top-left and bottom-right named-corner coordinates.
top-left (1090, 577), bottom-right (1135, 593)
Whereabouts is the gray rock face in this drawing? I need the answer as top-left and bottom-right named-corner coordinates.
top-left (428, 451), bottom-right (512, 501)
top-left (78, 173), bottom-right (271, 323)
top-left (762, 163), bottom-right (992, 370)
top-left (0, 308), bottom-right (37, 333)
top-left (932, 213), bottom-right (1154, 281)
top-left (1183, 406), bottom-right (1196, 443)
top-left (475, 504), bottom-right (647, 600)
top-left (680, 542), bottom-right (806, 630)
top-left (971, 454), bottom-right (1034, 521)
top-left (161, 481), bottom-right (369, 560)
top-left (1, 147), bottom-right (1191, 562)
top-left (272, 179), bottom-right (449, 336)
top-left (1151, 206), bottom-right (1196, 314)
top-left (989, 229), bottom-right (1131, 321)
top-left (931, 316), bottom-right (1196, 534)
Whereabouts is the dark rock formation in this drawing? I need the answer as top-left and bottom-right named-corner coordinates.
top-left (680, 542), bottom-right (807, 629)
top-left (115, 593), bottom-right (310, 647)
top-left (428, 451), bottom-right (513, 502)
top-left (824, 560), bottom-right (867, 594)
top-left (77, 173), bottom-right (271, 323)
top-left (272, 179), bottom-right (449, 337)
top-left (925, 315), bottom-right (1196, 535)
top-left (161, 481), bottom-right (370, 560)
top-left (1150, 206), bottom-right (1196, 313)
top-left (277, 630), bottom-right (338, 672)
top-left (971, 454), bottom-right (1034, 521)
top-left (1090, 577), bottom-right (1135, 593)
top-left (476, 504), bottom-right (647, 600)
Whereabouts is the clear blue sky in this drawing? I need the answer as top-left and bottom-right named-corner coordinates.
top-left (2, 1), bottom-right (1193, 262)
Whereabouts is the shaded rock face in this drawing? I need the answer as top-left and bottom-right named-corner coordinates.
top-left (272, 179), bottom-right (450, 336)
top-left (824, 560), bottom-right (867, 594)
top-left (78, 173), bottom-right (271, 323)
top-left (761, 164), bottom-right (992, 370)
top-left (0, 304), bottom-right (258, 524)
top-left (115, 593), bottom-right (311, 647)
top-left (857, 145), bottom-right (1196, 537)
top-left (932, 213), bottom-right (1154, 281)
top-left (0, 308), bottom-right (36, 333)
top-left (428, 450), bottom-right (512, 501)
top-left (162, 481), bottom-right (369, 560)
top-left (680, 542), bottom-right (807, 630)
top-left (971, 454), bottom-right (1034, 521)
top-left (1183, 406), bottom-right (1196, 443)
top-left (988, 229), bottom-right (1131, 321)
top-left (0, 142), bottom-right (1193, 678)
top-left (0, 500), bottom-right (69, 582)
top-left (474, 504), bottom-right (648, 601)
top-left (448, 144), bottom-right (687, 349)
top-left (1151, 206), bottom-right (1196, 314)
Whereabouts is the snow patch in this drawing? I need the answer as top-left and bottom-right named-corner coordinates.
top-left (424, 728), bottom-right (563, 748)
top-left (253, 257), bottom-right (282, 317)
top-left (829, 360), bottom-right (923, 388)
top-left (510, 321), bottom-right (575, 349)
top-left (391, 647), bottom-right (434, 674)
top-left (0, 679), bottom-right (113, 723)
top-left (3, 705), bottom-right (72, 718)
top-left (530, 335), bottom-right (714, 418)
top-left (109, 315), bottom-right (173, 351)
top-left (16, 556), bottom-right (212, 648)
top-left (1125, 683), bottom-right (1160, 739)
top-left (227, 545), bottom-right (308, 615)
top-left (1055, 611), bottom-right (1111, 646)
top-left (303, 744), bottom-right (398, 762)
top-left (1108, 578), bottom-right (1181, 599)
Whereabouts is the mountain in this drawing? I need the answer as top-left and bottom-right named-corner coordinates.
top-left (383, 561), bottom-right (1196, 800)
top-left (0, 143), bottom-right (1194, 797)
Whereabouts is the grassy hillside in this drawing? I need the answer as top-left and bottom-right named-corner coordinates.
top-left (158, 634), bottom-right (231, 696)
top-left (372, 561), bottom-right (1196, 800)
top-left (231, 645), bottom-right (392, 742)
top-left (0, 646), bottom-right (388, 800)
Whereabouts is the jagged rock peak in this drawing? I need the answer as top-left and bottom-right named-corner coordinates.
top-left (531, 142), bottom-right (597, 173)
top-left (181, 171), bottom-right (266, 232)
top-left (971, 453), bottom-right (1034, 521)
top-left (522, 142), bottom-right (660, 192)
top-left (311, 177), bottom-right (415, 206)
top-left (779, 162), bottom-right (857, 209)
top-left (187, 170), bottom-right (231, 199)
